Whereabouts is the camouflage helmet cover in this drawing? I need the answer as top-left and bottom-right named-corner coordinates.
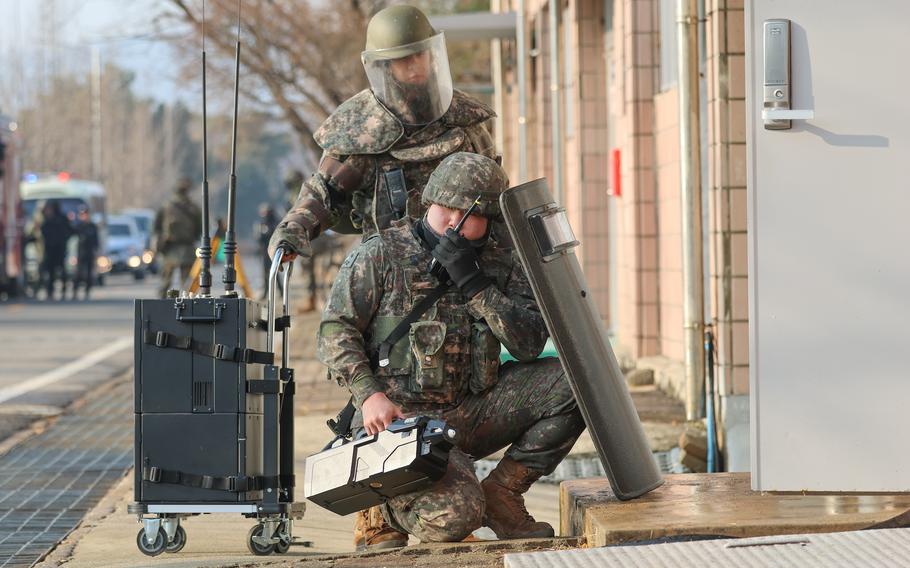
top-left (422, 152), bottom-right (509, 218)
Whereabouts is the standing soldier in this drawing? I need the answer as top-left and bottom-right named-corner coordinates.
top-left (318, 154), bottom-right (585, 548)
top-left (72, 207), bottom-right (99, 300)
top-left (256, 203), bottom-right (280, 298)
top-left (153, 178), bottom-right (202, 298)
top-left (268, 4), bottom-right (499, 263)
top-left (40, 200), bottom-right (73, 301)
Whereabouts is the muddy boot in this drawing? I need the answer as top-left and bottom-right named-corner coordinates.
top-left (353, 505), bottom-right (408, 551)
top-left (300, 294), bottom-right (316, 313)
top-left (481, 457), bottom-right (555, 539)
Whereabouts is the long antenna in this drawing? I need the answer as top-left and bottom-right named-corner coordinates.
top-left (222, 0), bottom-right (242, 296)
top-left (198, 0), bottom-right (213, 297)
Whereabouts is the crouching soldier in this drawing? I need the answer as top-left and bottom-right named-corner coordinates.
top-left (317, 153), bottom-right (586, 548)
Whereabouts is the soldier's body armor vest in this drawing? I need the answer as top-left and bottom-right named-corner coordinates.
top-left (314, 89), bottom-right (498, 238)
top-left (365, 223), bottom-right (512, 408)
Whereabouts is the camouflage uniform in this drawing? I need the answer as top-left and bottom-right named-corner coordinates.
top-left (268, 88), bottom-right (498, 258)
top-left (318, 220), bottom-right (585, 542)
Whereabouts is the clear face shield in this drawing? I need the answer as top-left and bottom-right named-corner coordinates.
top-left (361, 33), bottom-right (454, 126)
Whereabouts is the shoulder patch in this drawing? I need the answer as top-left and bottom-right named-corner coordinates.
top-left (443, 89), bottom-right (497, 128)
top-left (314, 90), bottom-right (404, 155)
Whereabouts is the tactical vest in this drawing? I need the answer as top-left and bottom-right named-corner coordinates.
top-left (314, 89), bottom-right (498, 238)
top-left (365, 223), bottom-right (512, 408)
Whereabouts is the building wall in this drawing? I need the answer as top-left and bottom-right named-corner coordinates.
top-left (705, 0), bottom-right (748, 398)
top-left (497, 0), bottom-right (613, 325)
top-left (494, 0), bottom-right (749, 436)
top-left (610, 0), bottom-right (661, 358)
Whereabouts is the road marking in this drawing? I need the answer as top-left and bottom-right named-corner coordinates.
top-left (0, 337), bottom-right (132, 404)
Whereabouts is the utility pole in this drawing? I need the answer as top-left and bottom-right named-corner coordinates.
top-left (91, 46), bottom-right (102, 181)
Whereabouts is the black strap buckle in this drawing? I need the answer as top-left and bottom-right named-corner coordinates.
top-left (146, 466), bottom-right (161, 483)
top-left (200, 475), bottom-right (214, 490)
top-left (240, 348), bottom-right (255, 363)
top-left (154, 332), bottom-right (168, 348)
top-left (213, 344), bottom-right (235, 361)
top-left (275, 315), bottom-right (291, 332)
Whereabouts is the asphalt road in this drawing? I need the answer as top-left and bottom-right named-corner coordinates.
top-left (0, 273), bottom-right (154, 443)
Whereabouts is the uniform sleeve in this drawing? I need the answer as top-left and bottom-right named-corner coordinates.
top-left (278, 152), bottom-right (371, 242)
top-left (317, 240), bottom-right (385, 407)
top-left (279, 170), bottom-right (335, 243)
top-left (464, 121), bottom-right (499, 161)
top-left (466, 252), bottom-right (548, 362)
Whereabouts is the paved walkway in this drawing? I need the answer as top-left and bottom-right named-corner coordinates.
top-left (0, 377), bottom-right (132, 568)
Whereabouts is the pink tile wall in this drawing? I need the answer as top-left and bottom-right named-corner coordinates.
top-left (706, 2), bottom-right (748, 396)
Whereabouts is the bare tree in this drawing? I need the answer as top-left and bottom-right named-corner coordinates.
top-left (166, 0), bottom-right (391, 163)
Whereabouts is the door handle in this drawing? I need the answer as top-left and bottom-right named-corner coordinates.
top-left (761, 108), bottom-right (814, 121)
top-left (762, 19), bottom-right (804, 130)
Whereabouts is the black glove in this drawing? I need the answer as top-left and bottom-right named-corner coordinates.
top-left (431, 229), bottom-right (492, 298)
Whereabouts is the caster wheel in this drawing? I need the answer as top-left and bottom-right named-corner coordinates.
top-left (246, 524), bottom-right (275, 556)
top-left (136, 527), bottom-right (167, 556)
top-left (165, 525), bottom-right (187, 553)
top-left (275, 538), bottom-right (290, 554)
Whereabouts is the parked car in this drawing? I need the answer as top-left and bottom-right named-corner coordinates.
top-left (120, 208), bottom-right (157, 273)
top-left (102, 215), bottom-right (146, 280)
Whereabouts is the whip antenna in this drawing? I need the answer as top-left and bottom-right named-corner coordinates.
top-left (222, 0), bottom-right (242, 296)
top-left (197, 0), bottom-right (213, 297)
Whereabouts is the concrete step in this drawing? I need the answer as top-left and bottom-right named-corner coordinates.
top-left (560, 472), bottom-right (910, 548)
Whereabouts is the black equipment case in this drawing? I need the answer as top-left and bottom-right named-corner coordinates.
top-left (129, 259), bottom-right (304, 556)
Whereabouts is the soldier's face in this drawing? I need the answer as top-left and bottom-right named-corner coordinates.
top-left (426, 203), bottom-right (489, 241)
top-left (389, 51), bottom-right (431, 85)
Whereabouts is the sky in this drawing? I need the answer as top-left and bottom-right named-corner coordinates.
top-left (0, 0), bottom-right (189, 111)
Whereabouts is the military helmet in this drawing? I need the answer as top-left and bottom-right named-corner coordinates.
top-left (365, 5), bottom-right (437, 59)
top-left (422, 152), bottom-right (509, 218)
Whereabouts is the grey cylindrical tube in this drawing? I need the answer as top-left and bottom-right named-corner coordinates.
top-left (500, 179), bottom-right (663, 500)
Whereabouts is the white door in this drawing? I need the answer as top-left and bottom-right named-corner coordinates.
top-left (747, 0), bottom-right (910, 491)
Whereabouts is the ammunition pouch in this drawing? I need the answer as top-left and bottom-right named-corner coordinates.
top-left (409, 320), bottom-right (447, 391)
top-left (469, 322), bottom-right (501, 394)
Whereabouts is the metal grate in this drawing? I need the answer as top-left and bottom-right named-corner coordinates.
top-left (504, 528), bottom-right (910, 568)
top-left (192, 380), bottom-right (212, 412)
top-left (475, 448), bottom-right (689, 485)
top-left (0, 378), bottom-right (132, 567)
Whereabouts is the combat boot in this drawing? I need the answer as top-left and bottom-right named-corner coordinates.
top-left (481, 457), bottom-right (555, 539)
top-left (353, 505), bottom-right (408, 551)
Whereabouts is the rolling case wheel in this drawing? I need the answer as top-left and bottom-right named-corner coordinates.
top-left (165, 525), bottom-right (187, 553)
top-left (136, 527), bottom-right (168, 556)
top-left (246, 524), bottom-right (275, 556)
top-left (275, 537), bottom-right (290, 554)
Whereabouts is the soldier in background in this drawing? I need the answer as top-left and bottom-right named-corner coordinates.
top-left (318, 154), bottom-right (585, 548)
top-left (72, 207), bottom-right (99, 300)
top-left (256, 203), bottom-right (280, 298)
top-left (40, 200), bottom-right (73, 301)
top-left (153, 179), bottom-right (201, 298)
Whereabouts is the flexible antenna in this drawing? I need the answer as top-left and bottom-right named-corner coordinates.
top-left (222, 0), bottom-right (242, 296)
top-left (197, 0), bottom-right (213, 297)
